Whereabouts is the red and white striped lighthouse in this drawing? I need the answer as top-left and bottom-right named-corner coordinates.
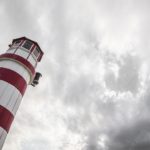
top-left (0, 37), bottom-right (44, 149)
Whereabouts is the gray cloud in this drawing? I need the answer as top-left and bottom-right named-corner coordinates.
top-left (107, 119), bottom-right (150, 150)
top-left (105, 53), bottom-right (141, 93)
top-left (1, 0), bottom-right (150, 150)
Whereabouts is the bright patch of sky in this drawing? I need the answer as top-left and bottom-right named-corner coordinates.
top-left (1, 0), bottom-right (150, 150)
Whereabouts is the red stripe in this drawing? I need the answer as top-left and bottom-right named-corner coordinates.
top-left (0, 68), bottom-right (27, 96)
top-left (0, 53), bottom-right (35, 76)
top-left (0, 105), bottom-right (14, 133)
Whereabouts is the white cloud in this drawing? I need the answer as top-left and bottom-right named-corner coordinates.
top-left (1, 0), bottom-right (150, 150)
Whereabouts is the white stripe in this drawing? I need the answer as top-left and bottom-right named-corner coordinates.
top-left (11, 93), bottom-right (23, 115)
top-left (27, 55), bottom-right (37, 67)
top-left (7, 47), bottom-right (37, 68)
top-left (0, 81), bottom-right (22, 116)
top-left (6, 47), bottom-right (29, 59)
top-left (6, 48), bottom-right (16, 54)
top-left (0, 127), bottom-right (7, 150)
top-left (0, 60), bottom-right (30, 84)
top-left (15, 48), bottom-right (29, 59)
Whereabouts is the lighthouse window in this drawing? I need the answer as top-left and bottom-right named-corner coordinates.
top-left (22, 40), bottom-right (33, 50)
top-left (13, 40), bottom-right (21, 46)
top-left (33, 47), bottom-right (40, 57)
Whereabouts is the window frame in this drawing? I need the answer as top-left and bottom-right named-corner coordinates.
top-left (13, 40), bottom-right (22, 46)
top-left (32, 46), bottom-right (40, 59)
top-left (22, 40), bottom-right (33, 51)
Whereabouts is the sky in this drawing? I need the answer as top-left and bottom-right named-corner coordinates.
top-left (1, 0), bottom-right (150, 149)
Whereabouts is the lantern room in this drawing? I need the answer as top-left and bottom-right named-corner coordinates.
top-left (7, 37), bottom-right (44, 68)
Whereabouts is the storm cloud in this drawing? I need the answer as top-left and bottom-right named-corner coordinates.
top-left (0, 0), bottom-right (150, 150)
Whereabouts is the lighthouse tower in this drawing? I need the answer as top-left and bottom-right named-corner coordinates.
top-left (0, 37), bottom-right (44, 149)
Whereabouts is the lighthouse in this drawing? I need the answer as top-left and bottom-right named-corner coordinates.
top-left (0, 37), bottom-right (44, 149)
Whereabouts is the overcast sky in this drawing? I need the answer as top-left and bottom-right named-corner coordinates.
top-left (1, 0), bottom-right (150, 150)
